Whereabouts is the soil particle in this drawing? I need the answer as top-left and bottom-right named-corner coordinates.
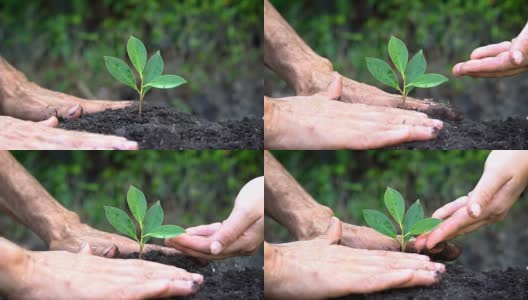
top-left (59, 105), bottom-right (263, 150)
top-left (123, 251), bottom-right (263, 300)
top-left (338, 263), bottom-right (528, 300)
top-left (391, 107), bottom-right (528, 149)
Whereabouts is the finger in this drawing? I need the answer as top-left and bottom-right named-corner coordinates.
top-left (366, 255), bottom-right (445, 272)
top-left (185, 223), bottom-right (222, 236)
top-left (467, 170), bottom-right (511, 217)
top-left (425, 208), bottom-right (475, 249)
top-left (38, 116), bottom-right (59, 127)
top-left (510, 23), bottom-right (528, 65)
top-left (57, 104), bottom-right (83, 120)
top-left (78, 241), bottom-right (93, 255)
top-left (364, 125), bottom-right (440, 149)
top-left (122, 279), bottom-right (200, 299)
top-left (398, 269), bottom-right (443, 288)
top-left (210, 209), bottom-right (260, 255)
top-left (326, 72), bottom-right (342, 100)
top-left (81, 100), bottom-right (134, 115)
top-left (383, 114), bottom-right (443, 129)
top-left (470, 41), bottom-right (512, 59)
top-left (166, 234), bottom-right (213, 254)
top-left (102, 245), bottom-right (119, 258)
top-left (461, 67), bottom-right (528, 78)
top-left (316, 217), bottom-right (342, 245)
top-left (432, 196), bottom-right (468, 219)
top-left (457, 56), bottom-right (514, 75)
top-left (431, 242), bottom-right (463, 261)
top-left (354, 248), bottom-right (431, 261)
top-left (358, 269), bottom-right (439, 293)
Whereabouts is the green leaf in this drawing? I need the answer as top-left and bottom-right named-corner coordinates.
top-left (363, 209), bottom-right (397, 239)
top-left (408, 218), bottom-right (442, 236)
top-left (143, 201), bottom-right (164, 235)
top-left (365, 58), bottom-right (399, 90)
top-left (409, 74), bottom-right (448, 88)
top-left (405, 50), bottom-right (426, 83)
top-left (402, 200), bottom-right (424, 235)
top-left (388, 36), bottom-right (408, 76)
top-left (145, 225), bottom-right (185, 239)
top-left (104, 206), bottom-right (137, 240)
top-left (384, 187), bottom-right (405, 225)
top-left (143, 51), bottom-right (164, 86)
top-left (127, 35), bottom-right (147, 74)
top-left (127, 186), bottom-right (147, 225)
top-left (145, 75), bottom-right (187, 89)
top-left (104, 56), bottom-right (136, 89)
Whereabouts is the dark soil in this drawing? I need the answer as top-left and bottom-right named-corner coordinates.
top-left (392, 107), bottom-right (528, 149)
top-left (59, 105), bottom-right (263, 150)
top-left (123, 251), bottom-right (263, 300)
top-left (338, 263), bottom-right (528, 300)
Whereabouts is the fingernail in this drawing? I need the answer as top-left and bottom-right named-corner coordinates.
top-left (434, 263), bottom-right (446, 272)
top-left (431, 127), bottom-right (441, 137)
top-left (432, 119), bottom-right (443, 129)
top-left (79, 241), bottom-right (87, 250)
top-left (103, 246), bottom-right (114, 257)
top-left (513, 50), bottom-right (524, 65)
top-left (68, 104), bottom-right (80, 116)
top-left (210, 241), bottom-right (223, 255)
top-left (192, 273), bottom-right (204, 282)
top-left (434, 270), bottom-right (444, 281)
top-left (470, 203), bottom-right (481, 217)
top-left (188, 280), bottom-right (201, 291)
top-left (117, 141), bottom-right (138, 150)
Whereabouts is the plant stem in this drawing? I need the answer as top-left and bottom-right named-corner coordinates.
top-left (138, 77), bottom-right (144, 116)
top-left (138, 223), bottom-right (144, 259)
top-left (402, 77), bottom-right (407, 106)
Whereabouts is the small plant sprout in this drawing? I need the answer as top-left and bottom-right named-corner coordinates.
top-left (104, 35), bottom-right (187, 116)
top-left (104, 186), bottom-right (185, 259)
top-left (366, 36), bottom-right (448, 106)
top-left (363, 187), bottom-right (442, 252)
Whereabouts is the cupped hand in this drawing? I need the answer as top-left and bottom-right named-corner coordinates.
top-left (452, 22), bottom-right (528, 77)
top-left (0, 116), bottom-right (138, 150)
top-left (49, 222), bottom-right (179, 258)
top-left (265, 74), bottom-right (443, 149)
top-left (264, 218), bottom-right (445, 299)
top-left (165, 177), bottom-right (264, 260)
top-left (415, 150), bottom-right (528, 250)
top-left (0, 239), bottom-right (203, 300)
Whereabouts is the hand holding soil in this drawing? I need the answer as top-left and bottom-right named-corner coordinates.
top-left (264, 218), bottom-right (445, 299)
top-left (0, 237), bottom-right (203, 300)
top-left (415, 150), bottom-right (528, 250)
top-left (166, 177), bottom-right (264, 260)
top-left (453, 21), bottom-right (528, 77)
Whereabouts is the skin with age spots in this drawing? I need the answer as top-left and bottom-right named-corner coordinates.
top-left (0, 56), bottom-right (138, 149)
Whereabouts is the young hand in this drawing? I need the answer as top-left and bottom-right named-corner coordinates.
top-left (452, 22), bottom-right (528, 77)
top-left (165, 177), bottom-right (264, 260)
top-left (415, 150), bottom-right (528, 250)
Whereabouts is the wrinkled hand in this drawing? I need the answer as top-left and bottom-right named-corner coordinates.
top-left (265, 74), bottom-right (443, 149)
top-left (0, 116), bottom-right (138, 150)
top-left (452, 22), bottom-right (528, 77)
top-left (165, 177), bottom-right (264, 260)
top-left (264, 218), bottom-right (445, 299)
top-left (415, 150), bottom-right (528, 250)
top-left (0, 238), bottom-right (203, 300)
top-left (49, 222), bottom-right (179, 258)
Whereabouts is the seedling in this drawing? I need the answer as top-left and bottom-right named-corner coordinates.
top-left (363, 187), bottom-right (442, 252)
top-left (366, 36), bottom-right (448, 106)
top-left (104, 186), bottom-right (185, 259)
top-left (104, 35), bottom-right (187, 116)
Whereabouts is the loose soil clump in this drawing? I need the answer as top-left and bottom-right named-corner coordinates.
top-left (392, 107), bottom-right (528, 149)
top-left (60, 105), bottom-right (263, 150)
top-left (338, 263), bottom-right (528, 300)
top-left (123, 251), bottom-right (263, 300)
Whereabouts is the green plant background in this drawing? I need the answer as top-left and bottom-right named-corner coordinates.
top-left (1, 151), bottom-right (262, 250)
top-left (266, 0), bottom-right (528, 120)
top-left (0, 0), bottom-right (262, 120)
top-left (266, 151), bottom-right (528, 271)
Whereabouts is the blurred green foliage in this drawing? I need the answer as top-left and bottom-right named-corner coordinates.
top-left (266, 150), bottom-right (528, 242)
top-left (2, 150), bottom-right (262, 247)
top-left (269, 0), bottom-right (528, 92)
top-left (0, 0), bottom-right (261, 115)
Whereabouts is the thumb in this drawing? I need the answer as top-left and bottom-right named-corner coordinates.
top-left (210, 209), bottom-right (259, 255)
top-left (467, 171), bottom-right (509, 218)
top-left (316, 217), bottom-right (342, 245)
top-left (510, 23), bottom-right (528, 65)
top-left (315, 72), bottom-right (342, 100)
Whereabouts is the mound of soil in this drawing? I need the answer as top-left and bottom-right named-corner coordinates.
top-left (123, 251), bottom-right (263, 300)
top-left (59, 105), bottom-right (263, 150)
top-left (392, 107), bottom-right (528, 149)
top-left (339, 264), bottom-right (528, 300)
